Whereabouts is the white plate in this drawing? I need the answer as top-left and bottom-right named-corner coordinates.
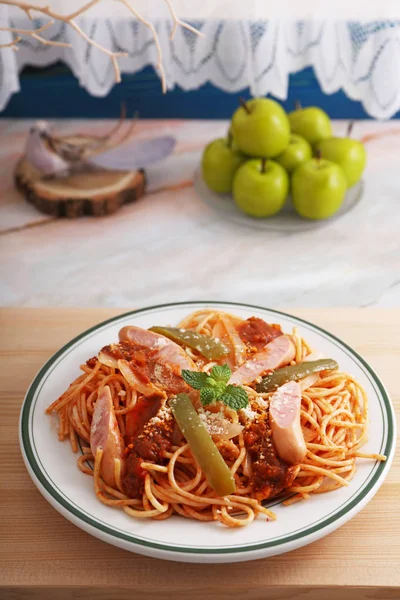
top-left (194, 169), bottom-right (364, 232)
top-left (20, 301), bottom-right (395, 563)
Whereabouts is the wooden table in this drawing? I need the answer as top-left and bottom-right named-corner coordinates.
top-left (1, 308), bottom-right (399, 600)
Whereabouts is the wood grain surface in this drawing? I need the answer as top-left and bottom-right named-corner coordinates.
top-left (1, 308), bottom-right (399, 600)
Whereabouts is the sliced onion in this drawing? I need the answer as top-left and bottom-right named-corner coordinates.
top-left (98, 350), bottom-right (119, 369)
top-left (299, 373), bottom-right (320, 391)
top-left (219, 314), bottom-right (246, 367)
top-left (200, 410), bottom-right (244, 441)
top-left (118, 359), bottom-right (165, 398)
top-left (243, 452), bottom-right (253, 478)
top-left (219, 420), bottom-right (244, 441)
top-left (212, 319), bottom-right (235, 369)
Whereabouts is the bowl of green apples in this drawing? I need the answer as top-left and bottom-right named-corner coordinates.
top-left (195, 98), bottom-right (366, 231)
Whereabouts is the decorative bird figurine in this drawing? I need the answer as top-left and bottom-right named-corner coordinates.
top-left (15, 110), bottom-right (176, 218)
top-left (24, 116), bottom-right (176, 178)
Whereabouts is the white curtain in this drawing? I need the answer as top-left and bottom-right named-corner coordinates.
top-left (1, 1), bottom-right (400, 117)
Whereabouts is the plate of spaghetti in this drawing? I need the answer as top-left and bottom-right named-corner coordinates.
top-left (20, 301), bottom-right (395, 563)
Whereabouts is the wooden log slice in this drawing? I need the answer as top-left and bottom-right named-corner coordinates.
top-left (14, 136), bottom-right (146, 218)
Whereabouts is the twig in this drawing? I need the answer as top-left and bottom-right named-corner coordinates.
top-left (67, 18), bottom-right (126, 83)
top-left (118, 0), bottom-right (167, 92)
top-left (65, 0), bottom-right (105, 20)
top-left (30, 33), bottom-right (71, 48)
top-left (0, 20), bottom-right (57, 49)
top-left (0, 0), bottom-right (203, 91)
top-left (163, 0), bottom-right (204, 40)
top-left (0, 36), bottom-right (21, 49)
top-left (76, 102), bottom-right (127, 144)
top-left (0, 21), bottom-right (53, 35)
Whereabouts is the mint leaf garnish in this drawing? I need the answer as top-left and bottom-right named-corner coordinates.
top-left (181, 365), bottom-right (249, 411)
top-left (181, 370), bottom-right (209, 390)
top-left (220, 385), bottom-right (249, 410)
top-left (210, 364), bottom-right (231, 384)
top-left (200, 387), bottom-right (216, 405)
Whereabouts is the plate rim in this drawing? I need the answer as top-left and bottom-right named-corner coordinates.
top-left (19, 301), bottom-right (396, 559)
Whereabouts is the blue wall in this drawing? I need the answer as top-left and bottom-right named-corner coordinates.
top-left (1, 63), bottom-right (398, 119)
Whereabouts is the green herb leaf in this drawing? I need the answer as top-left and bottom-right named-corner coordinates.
top-left (200, 387), bottom-right (216, 405)
top-left (210, 364), bottom-right (231, 384)
top-left (214, 382), bottom-right (227, 398)
top-left (219, 385), bottom-right (249, 410)
top-left (181, 370), bottom-right (209, 390)
top-left (181, 365), bottom-right (249, 411)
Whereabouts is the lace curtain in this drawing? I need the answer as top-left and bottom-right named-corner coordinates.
top-left (1, 4), bottom-right (400, 118)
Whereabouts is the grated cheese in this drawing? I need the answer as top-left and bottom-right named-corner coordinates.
top-left (254, 397), bottom-right (269, 410)
top-left (198, 409), bottom-right (226, 436)
top-left (240, 406), bottom-right (257, 421)
top-left (149, 403), bottom-right (172, 425)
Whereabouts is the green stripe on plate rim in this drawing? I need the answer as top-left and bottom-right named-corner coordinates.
top-left (20, 301), bottom-right (395, 555)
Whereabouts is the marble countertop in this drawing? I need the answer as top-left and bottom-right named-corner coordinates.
top-left (0, 119), bottom-right (399, 309)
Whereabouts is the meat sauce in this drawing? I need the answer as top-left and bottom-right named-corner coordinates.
top-left (86, 356), bottom-right (98, 369)
top-left (238, 317), bottom-right (282, 350)
top-left (123, 397), bottom-right (174, 499)
top-left (243, 412), bottom-right (297, 500)
top-left (125, 394), bottom-right (163, 439)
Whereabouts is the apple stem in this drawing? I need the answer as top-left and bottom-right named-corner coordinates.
top-left (239, 97), bottom-right (251, 115)
top-left (315, 148), bottom-right (322, 166)
top-left (261, 157), bottom-right (267, 173)
top-left (295, 99), bottom-right (302, 111)
top-left (347, 121), bottom-right (354, 138)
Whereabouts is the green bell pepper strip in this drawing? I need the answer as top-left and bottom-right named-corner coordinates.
top-left (149, 326), bottom-right (229, 360)
top-left (255, 358), bottom-right (338, 393)
top-left (170, 393), bottom-right (235, 497)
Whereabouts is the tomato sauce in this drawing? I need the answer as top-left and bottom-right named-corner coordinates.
top-left (125, 395), bottom-right (162, 441)
top-left (243, 414), bottom-right (297, 500)
top-left (123, 397), bottom-right (174, 499)
top-left (238, 317), bottom-right (282, 350)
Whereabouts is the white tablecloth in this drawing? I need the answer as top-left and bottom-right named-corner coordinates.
top-left (1, 4), bottom-right (400, 118)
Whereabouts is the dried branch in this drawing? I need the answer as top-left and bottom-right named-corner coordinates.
top-left (29, 33), bottom-right (71, 48)
top-left (0, 0), bottom-right (203, 90)
top-left (163, 0), bottom-right (204, 40)
top-left (0, 36), bottom-right (21, 49)
top-left (118, 0), bottom-right (167, 91)
top-left (0, 20), bottom-right (53, 35)
top-left (0, 20), bottom-right (57, 49)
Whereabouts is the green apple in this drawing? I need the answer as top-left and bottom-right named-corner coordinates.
top-left (201, 138), bottom-right (246, 194)
top-left (288, 106), bottom-right (332, 146)
top-left (233, 159), bottom-right (289, 218)
top-left (315, 137), bottom-right (366, 188)
top-left (275, 134), bottom-right (312, 174)
top-left (292, 158), bottom-right (347, 220)
top-left (231, 98), bottom-right (290, 158)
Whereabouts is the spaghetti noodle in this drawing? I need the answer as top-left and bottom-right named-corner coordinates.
top-left (46, 309), bottom-right (386, 528)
